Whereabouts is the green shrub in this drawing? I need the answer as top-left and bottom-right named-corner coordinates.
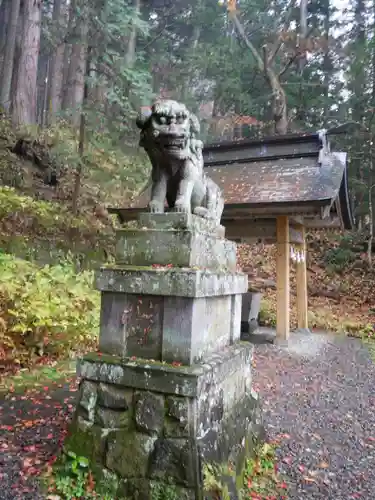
top-left (0, 186), bottom-right (90, 234)
top-left (258, 300), bottom-right (276, 327)
top-left (324, 246), bottom-right (356, 271)
top-left (0, 252), bottom-right (99, 365)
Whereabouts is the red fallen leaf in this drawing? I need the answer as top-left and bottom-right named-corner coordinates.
top-left (47, 433), bottom-right (53, 439)
top-left (298, 464), bottom-right (306, 473)
top-left (1, 425), bottom-right (14, 431)
top-left (282, 456), bottom-right (292, 465)
top-left (23, 445), bottom-right (37, 452)
top-left (48, 455), bottom-right (57, 465)
top-left (22, 457), bottom-right (33, 469)
top-left (43, 386), bottom-right (50, 391)
top-left (279, 482), bottom-right (288, 489)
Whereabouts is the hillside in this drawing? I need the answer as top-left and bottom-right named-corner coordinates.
top-left (0, 113), bottom-right (374, 378)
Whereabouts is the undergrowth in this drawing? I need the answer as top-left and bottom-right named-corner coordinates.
top-left (203, 442), bottom-right (287, 499)
top-left (27, 121), bottom-right (149, 205)
top-left (0, 252), bottom-right (99, 369)
top-left (0, 186), bottom-right (90, 234)
top-left (44, 451), bottom-right (115, 499)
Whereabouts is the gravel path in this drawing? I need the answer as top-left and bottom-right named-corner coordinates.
top-left (1, 332), bottom-right (375, 499)
top-left (253, 331), bottom-right (375, 499)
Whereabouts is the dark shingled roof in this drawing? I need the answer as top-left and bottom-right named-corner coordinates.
top-left (109, 132), bottom-right (354, 230)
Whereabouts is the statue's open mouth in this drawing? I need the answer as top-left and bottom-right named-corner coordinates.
top-left (160, 135), bottom-right (187, 152)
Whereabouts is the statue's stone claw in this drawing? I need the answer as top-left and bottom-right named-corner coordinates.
top-left (173, 204), bottom-right (190, 214)
top-left (148, 201), bottom-right (164, 214)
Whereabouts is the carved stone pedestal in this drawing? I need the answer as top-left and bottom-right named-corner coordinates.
top-left (63, 213), bottom-right (264, 499)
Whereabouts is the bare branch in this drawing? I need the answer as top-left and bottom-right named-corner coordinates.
top-left (278, 53), bottom-right (299, 79)
top-left (267, 0), bottom-right (297, 65)
top-left (231, 13), bottom-right (265, 72)
top-left (262, 45), bottom-right (268, 75)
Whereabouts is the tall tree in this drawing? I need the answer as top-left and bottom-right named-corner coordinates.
top-left (0, 0), bottom-right (21, 112)
top-left (12, 0), bottom-right (43, 126)
top-left (0, 0), bottom-right (10, 71)
top-left (46, 0), bottom-right (67, 125)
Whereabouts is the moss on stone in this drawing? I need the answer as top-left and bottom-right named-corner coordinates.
top-left (63, 422), bottom-right (107, 465)
top-left (83, 352), bottom-right (123, 364)
top-left (106, 430), bottom-right (157, 478)
top-left (81, 352), bottom-right (189, 371)
top-left (94, 468), bottom-right (121, 497)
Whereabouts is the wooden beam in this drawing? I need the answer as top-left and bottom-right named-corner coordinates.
top-left (225, 219), bottom-right (305, 244)
top-left (276, 216), bottom-right (290, 340)
top-left (296, 225), bottom-right (308, 330)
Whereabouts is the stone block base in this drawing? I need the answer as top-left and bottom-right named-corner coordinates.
top-left (116, 212), bottom-right (233, 270)
top-left (98, 290), bottom-right (243, 364)
top-left (64, 343), bottom-right (263, 499)
top-left (115, 228), bottom-right (236, 272)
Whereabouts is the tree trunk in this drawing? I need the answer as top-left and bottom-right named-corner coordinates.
top-left (9, 11), bottom-right (23, 116)
top-left (295, 0), bottom-right (308, 123)
top-left (46, 0), bottom-right (66, 125)
top-left (61, 0), bottom-right (74, 106)
top-left (63, 0), bottom-right (88, 126)
top-left (72, 47), bottom-right (91, 215)
top-left (322, 0), bottom-right (331, 124)
top-left (0, 0), bottom-right (10, 71)
top-left (368, 156), bottom-right (373, 268)
top-left (125, 0), bottom-right (141, 67)
top-left (36, 52), bottom-right (49, 126)
top-left (299, 0), bottom-right (308, 73)
top-left (353, 0), bottom-right (366, 230)
top-left (368, 0), bottom-right (375, 267)
top-left (0, 0), bottom-right (21, 112)
top-left (12, 0), bottom-right (42, 126)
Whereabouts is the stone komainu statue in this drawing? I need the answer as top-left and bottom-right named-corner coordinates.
top-left (136, 100), bottom-right (224, 225)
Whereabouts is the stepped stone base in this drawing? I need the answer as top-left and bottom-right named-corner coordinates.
top-left (64, 343), bottom-right (263, 499)
top-left (62, 211), bottom-right (264, 498)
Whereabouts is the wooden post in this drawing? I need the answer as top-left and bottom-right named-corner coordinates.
top-left (276, 216), bottom-right (290, 340)
top-left (296, 225), bottom-right (308, 329)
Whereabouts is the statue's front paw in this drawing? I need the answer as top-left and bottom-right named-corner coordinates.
top-left (193, 206), bottom-right (209, 219)
top-left (148, 200), bottom-right (164, 213)
top-left (172, 202), bottom-right (191, 214)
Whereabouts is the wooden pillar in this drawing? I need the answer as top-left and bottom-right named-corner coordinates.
top-left (296, 225), bottom-right (308, 329)
top-left (276, 216), bottom-right (290, 340)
